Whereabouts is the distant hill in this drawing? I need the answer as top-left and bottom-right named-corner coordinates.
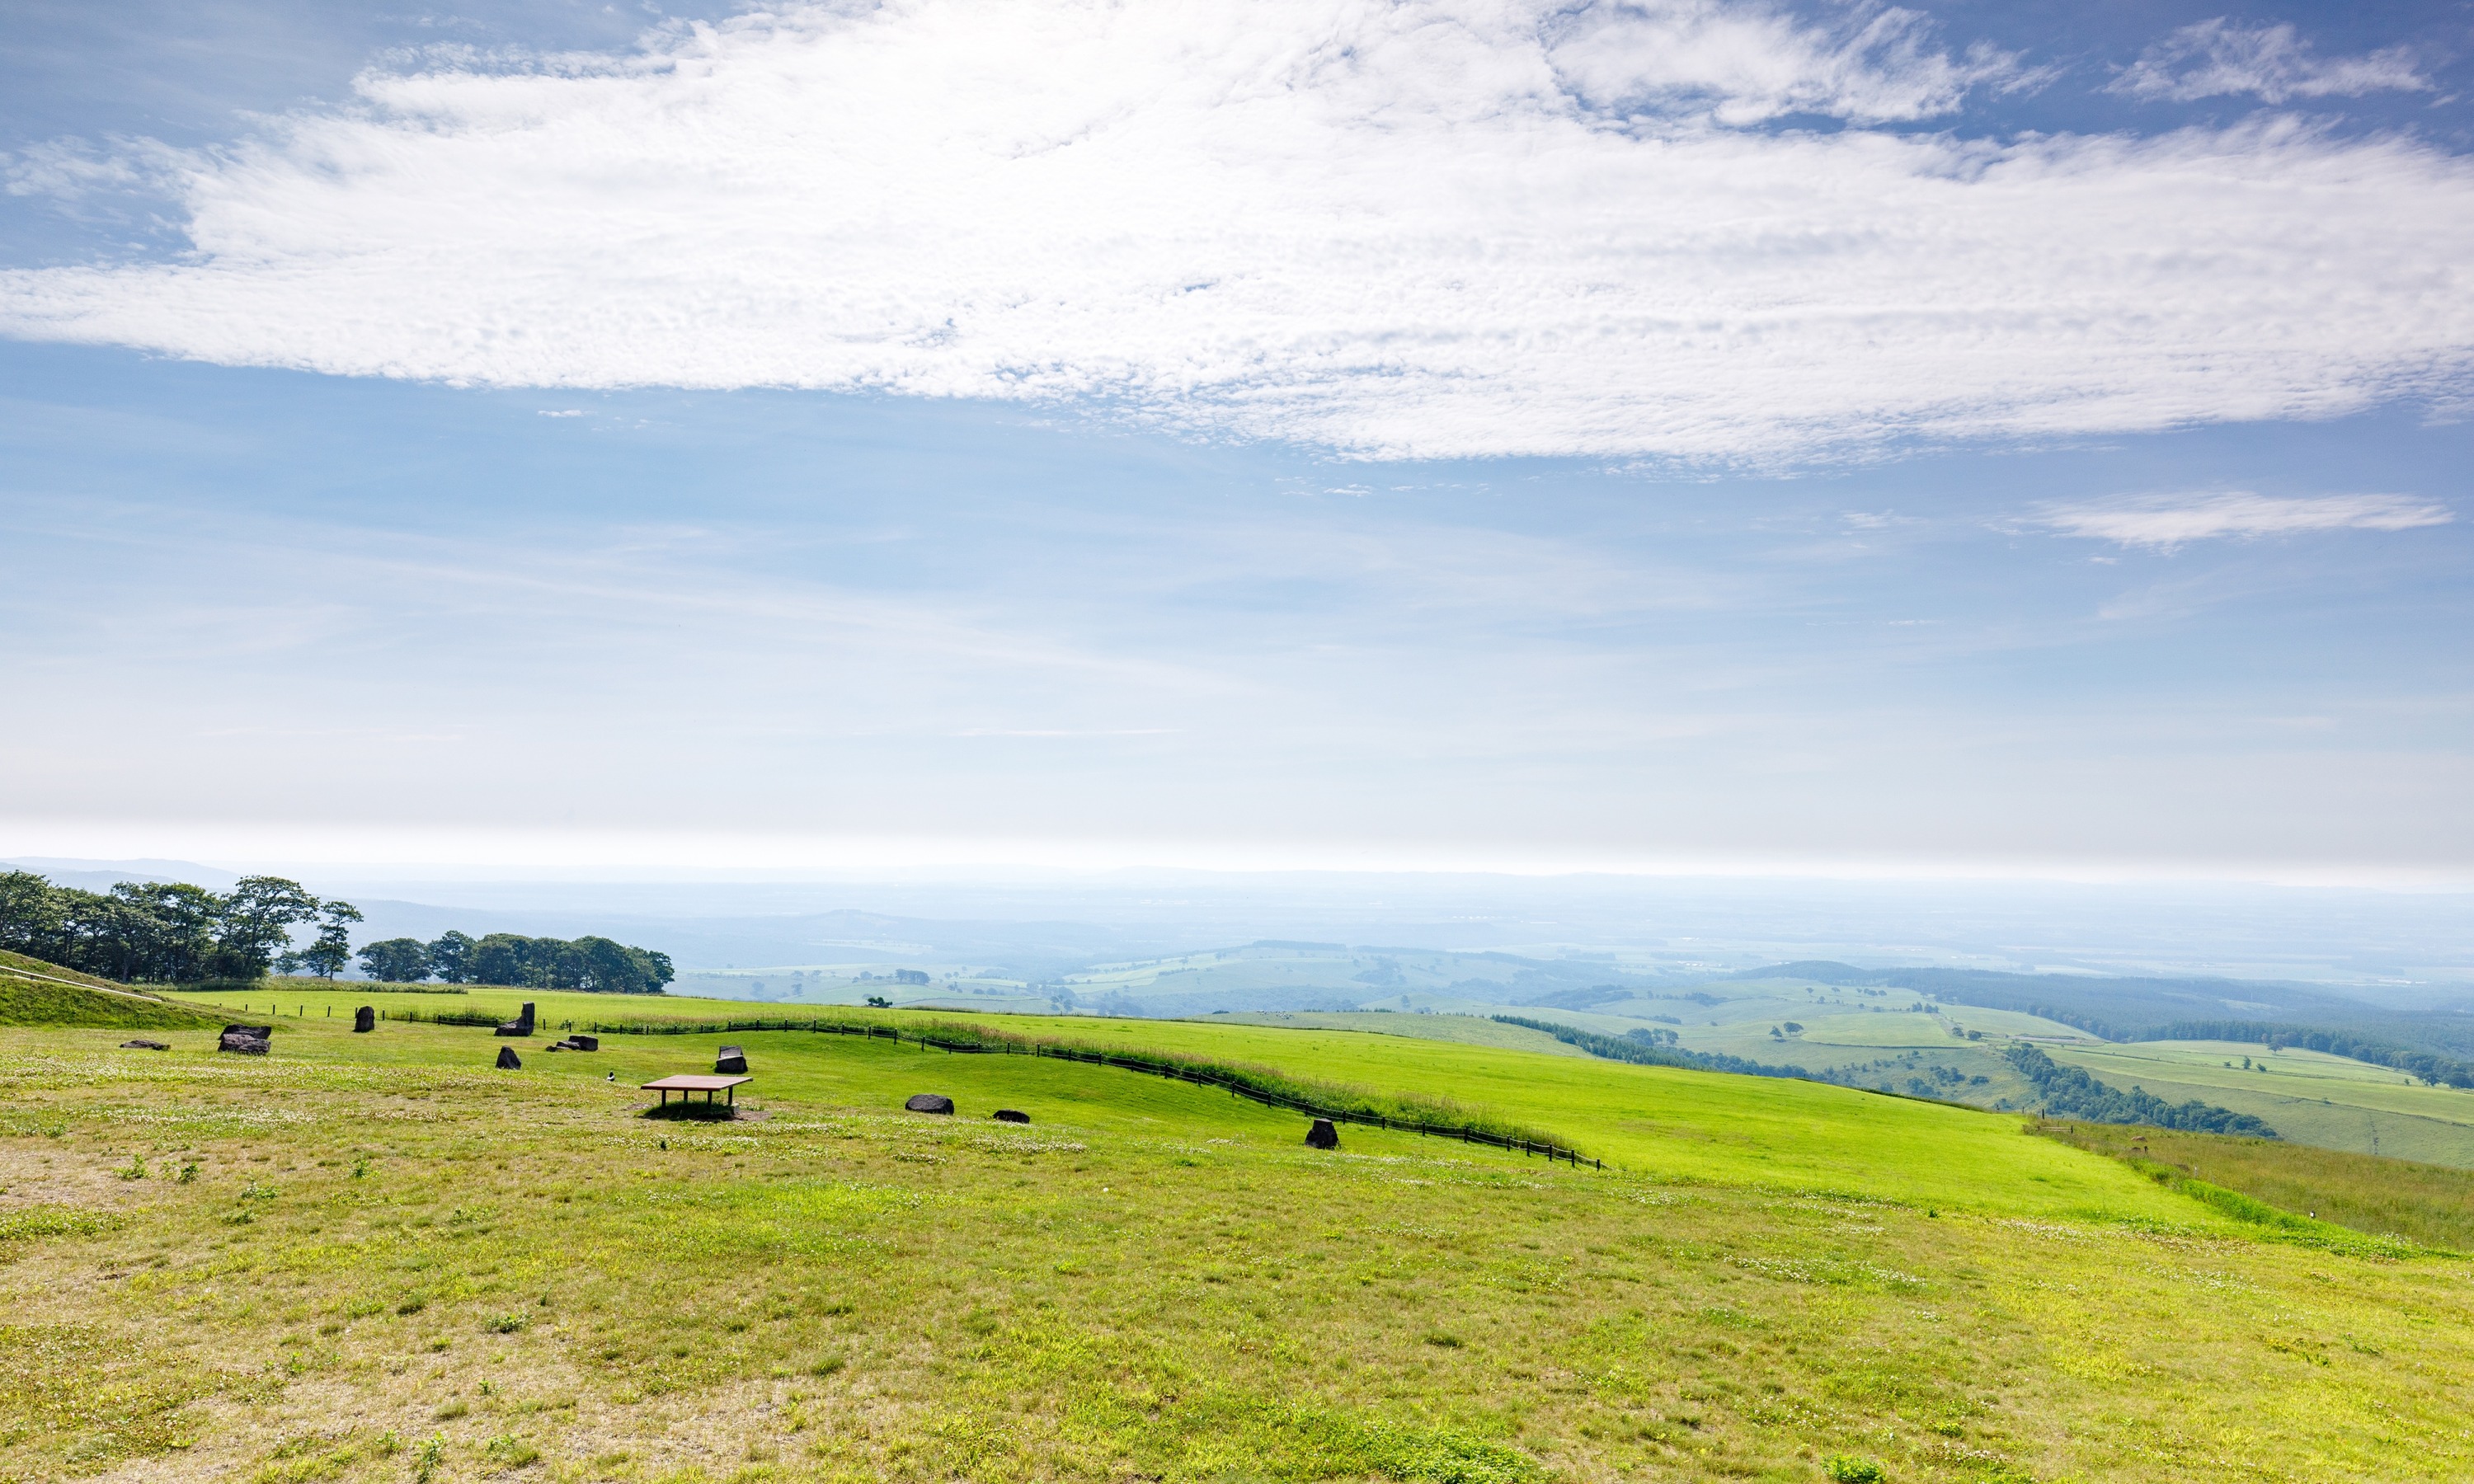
top-left (1732, 961), bottom-right (2474, 1059)
top-left (0, 951), bottom-right (226, 1030)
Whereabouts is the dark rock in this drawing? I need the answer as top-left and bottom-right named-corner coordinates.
top-left (714, 1045), bottom-right (748, 1074)
top-left (496, 1045), bottom-right (522, 1070)
top-left (120, 1039), bottom-right (169, 1051)
top-left (992, 1109), bottom-right (1030, 1124)
top-left (353, 1006), bottom-right (375, 1033)
top-left (1305, 1118), bottom-right (1340, 1149)
top-left (219, 1025), bottom-right (272, 1056)
top-left (495, 1003), bottom-right (537, 1037)
top-left (567, 1034), bottom-right (599, 1051)
top-left (905, 1093), bottom-right (955, 1115)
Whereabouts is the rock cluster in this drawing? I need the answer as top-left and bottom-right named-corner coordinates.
top-left (544, 1034), bottom-right (600, 1052)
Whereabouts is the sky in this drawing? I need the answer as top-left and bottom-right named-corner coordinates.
top-left (1, 0), bottom-right (2471, 888)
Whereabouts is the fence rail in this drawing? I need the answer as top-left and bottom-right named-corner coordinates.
top-left (374, 1008), bottom-right (1602, 1169)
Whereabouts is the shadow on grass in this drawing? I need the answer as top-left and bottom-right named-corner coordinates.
top-left (640, 1102), bottom-right (741, 1122)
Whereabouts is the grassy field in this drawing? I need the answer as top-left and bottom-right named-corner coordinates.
top-left (2049, 1040), bottom-right (2474, 1167)
top-left (7, 983), bottom-right (2474, 1482)
top-left (2030, 1120), bottom-right (2474, 1252)
top-left (1207, 1012), bottom-right (1593, 1058)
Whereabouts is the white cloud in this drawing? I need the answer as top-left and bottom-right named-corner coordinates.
top-left (1546, 0), bottom-right (2025, 125)
top-left (2, 0), bottom-right (2472, 461)
top-left (2037, 492), bottom-right (2453, 550)
top-left (2111, 19), bottom-right (2429, 105)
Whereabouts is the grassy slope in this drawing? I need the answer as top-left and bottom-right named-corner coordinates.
top-left (2, 1014), bottom-right (2471, 1482)
top-left (2053, 1040), bottom-right (2474, 1167)
top-left (2033, 1120), bottom-right (2474, 1252)
top-left (0, 952), bottom-right (226, 1030)
top-left (1205, 1011), bottom-right (1593, 1057)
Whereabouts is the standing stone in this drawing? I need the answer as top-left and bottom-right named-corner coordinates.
top-left (1305, 1119), bottom-right (1340, 1149)
top-left (496, 1003), bottom-right (536, 1037)
top-left (496, 1045), bottom-right (522, 1070)
top-left (353, 1005), bottom-right (375, 1033)
top-left (905, 1093), bottom-right (955, 1115)
top-left (714, 1045), bottom-right (749, 1074)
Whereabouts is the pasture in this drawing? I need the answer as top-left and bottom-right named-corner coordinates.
top-left (2048, 1040), bottom-right (2474, 1167)
top-left (3, 987), bottom-right (2472, 1482)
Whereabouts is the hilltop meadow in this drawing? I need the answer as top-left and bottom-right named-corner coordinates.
top-left (2, 972), bottom-right (2472, 1483)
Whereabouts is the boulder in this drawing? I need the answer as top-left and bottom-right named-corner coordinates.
top-left (714, 1045), bottom-right (748, 1074)
top-left (219, 1025), bottom-right (273, 1056)
top-left (905, 1093), bottom-right (955, 1115)
top-left (1305, 1118), bottom-right (1340, 1149)
top-left (353, 1006), bottom-right (375, 1033)
top-left (495, 1003), bottom-right (537, 1037)
top-left (567, 1034), bottom-right (599, 1052)
top-left (120, 1039), bottom-right (168, 1051)
top-left (496, 1045), bottom-right (522, 1070)
top-left (992, 1109), bottom-right (1030, 1124)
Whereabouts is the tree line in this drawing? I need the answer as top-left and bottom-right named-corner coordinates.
top-left (355, 932), bottom-right (672, 994)
top-left (2003, 1043), bottom-right (2277, 1137)
top-left (2144, 1020), bottom-right (2474, 1090)
top-left (1489, 1015), bottom-right (1815, 1080)
top-left (0, 868), bottom-right (674, 993)
top-left (0, 869), bottom-right (356, 983)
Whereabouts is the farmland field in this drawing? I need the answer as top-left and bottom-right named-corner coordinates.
top-left (5, 979), bottom-right (2474, 1482)
top-left (2048, 1040), bottom-right (2474, 1167)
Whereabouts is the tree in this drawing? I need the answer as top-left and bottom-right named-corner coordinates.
top-left (571, 936), bottom-right (673, 995)
top-left (299, 900), bottom-right (363, 979)
top-left (358, 937), bottom-right (431, 984)
top-left (111, 881), bottom-right (223, 983)
top-left (426, 931), bottom-right (477, 984)
top-left (0, 870), bottom-right (63, 956)
top-left (212, 876), bottom-right (321, 979)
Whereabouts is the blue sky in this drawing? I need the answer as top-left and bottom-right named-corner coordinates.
top-left (1, 0), bottom-right (2469, 885)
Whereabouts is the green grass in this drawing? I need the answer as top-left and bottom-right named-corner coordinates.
top-left (0, 953), bottom-right (226, 1031)
top-left (2030, 1120), bottom-right (2474, 1252)
top-left (6, 996), bottom-right (2474, 1482)
top-left (1206, 1011), bottom-right (1593, 1057)
top-left (2052, 1040), bottom-right (2474, 1167)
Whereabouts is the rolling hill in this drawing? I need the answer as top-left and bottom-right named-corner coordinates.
top-left (11, 981), bottom-right (2474, 1481)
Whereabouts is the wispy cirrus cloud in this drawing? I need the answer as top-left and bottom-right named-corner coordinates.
top-left (1, 1), bottom-right (2471, 462)
top-left (1545, 0), bottom-right (2027, 125)
top-left (2110, 19), bottom-right (2429, 105)
top-left (2036, 492), bottom-right (2453, 551)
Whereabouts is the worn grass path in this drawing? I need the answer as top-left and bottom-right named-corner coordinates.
top-left (3, 1007), bottom-right (2470, 1482)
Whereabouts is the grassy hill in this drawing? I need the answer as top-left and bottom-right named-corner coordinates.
top-left (2050, 1039), bottom-right (2474, 1166)
top-left (0, 950), bottom-right (225, 1030)
top-left (6, 991), bottom-right (2473, 1481)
